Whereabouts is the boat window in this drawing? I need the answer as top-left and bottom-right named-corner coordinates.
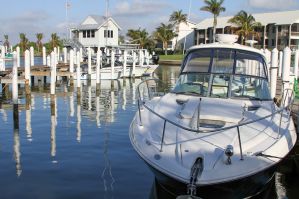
top-left (235, 51), bottom-right (267, 78)
top-left (182, 49), bottom-right (211, 73)
top-left (211, 49), bottom-right (234, 74)
top-left (231, 75), bottom-right (271, 100)
top-left (172, 73), bottom-right (210, 96)
top-left (210, 74), bottom-right (230, 98)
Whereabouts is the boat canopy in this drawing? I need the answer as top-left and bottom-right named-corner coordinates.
top-left (173, 48), bottom-right (271, 100)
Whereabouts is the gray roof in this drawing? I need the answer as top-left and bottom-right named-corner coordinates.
top-left (76, 15), bottom-right (121, 30)
top-left (195, 10), bottom-right (299, 30)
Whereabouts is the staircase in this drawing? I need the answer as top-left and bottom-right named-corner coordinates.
top-left (62, 38), bottom-right (88, 57)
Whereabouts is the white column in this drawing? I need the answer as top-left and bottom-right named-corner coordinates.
top-left (139, 50), bottom-right (143, 66)
top-left (12, 52), bottom-right (18, 104)
top-left (47, 55), bottom-right (51, 67)
top-left (50, 52), bottom-right (56, 95)
top-left (111, 50), bottom-right (115, 79)
top-left (69, 49), bottom-right (74, 73)
top-left (16, 46), bottom-right (20, 68)
top-left (79, 48), bottom-right (83, 62)
top-left (42, 46), bottom-right (46, 65)
top-left (123, 50), bottom-right (127, 77)
top-left (96, 50), bottom-right (102, 84)
top-left (132, 51), bottom-right (136, 77)
top-left (63, 47), bottom-right (67, 63)
top-left (24, 50), bottom-right (31, 85)
top-left (282, 47), bottom-right (291, 90)
top-left (30, 46), bottom-right (34, 66)
top-left (278, 51), bottom-right (283, 77)
top-left (76, 51), bottom-right (81, 88)
top-left (294, 49), bottom-right (299, 79)
top-left (270, 48), bottom-right (278, 98)
top-left (88, 47), bottom-right (92, 76)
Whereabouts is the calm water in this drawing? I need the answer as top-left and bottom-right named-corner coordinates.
top-left (0, 64), bottom-right (298, 199)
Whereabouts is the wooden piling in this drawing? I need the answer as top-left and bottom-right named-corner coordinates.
top-left (96, 50), bottom-right (101, 95)
top-left (16, 46), bottom-right (20, 68)
top-left (30, 46), bottom-right (34, 66)
top-left (76, 51), bottom-right (81, 101)
top-left (12, 52), bottom-right (19, 129)
top-left (270, 48), bottom-right (278, 98)
top-left (88, 47), bottom-right (92, 81)
top-left (132, 51), bottom-right (136, 78)
top-left (24, 50), bottom-right (31, 100)
top-left (111, 50), bottom-right (115, 89)
top-left (69, 49), bottom-right (74, 88)
top-left (42, 46), bottom-right (46, 65)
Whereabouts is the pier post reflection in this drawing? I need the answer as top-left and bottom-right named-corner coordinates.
top-left (26, 101), bottom-right (32, 141)
top-left (76, 95), bottom-right (81, 143)
top-left (13, 128), bottom-right (22, 177)
top-left (50, 95), bottom-right (57, 160)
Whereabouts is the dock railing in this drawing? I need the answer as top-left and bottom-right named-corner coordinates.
top-left (136, 79), bottom-right (295, 159)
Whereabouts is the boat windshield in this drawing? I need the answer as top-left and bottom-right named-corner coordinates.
top-left (172, 48), bottom-right (271, 100)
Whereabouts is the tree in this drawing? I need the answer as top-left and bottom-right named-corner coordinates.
top-left (200, 0), bottom-right (226, 42)
top-left (228, 10), bottom-right (262, 44)
top-left (169, 10), bottom-right (187, 51)
top-left (3, 35), bottom-right (10, 50)
top-left (50, 33), bottom-right (60, 51)
top-left (19, 33), bottom-right (29, 53)
top-left (126, 28), bottom-right (153, 49)
top-left (36, 33), bottom-right (43, 54)
top-left (154, 23), bottom-right (176, 55)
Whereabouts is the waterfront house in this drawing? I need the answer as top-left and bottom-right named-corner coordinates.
top-left (70, 15), bottom-right (121, 52)
top-left (194, 10), bottom-right (299, 50)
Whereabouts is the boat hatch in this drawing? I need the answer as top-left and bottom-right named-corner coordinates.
top-left (198, 119), bottom-right (226, 129)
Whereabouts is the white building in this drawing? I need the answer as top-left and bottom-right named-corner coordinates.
top-left (194, 10), bottom-right (299, 50)
top-left (70, 15), bottom-right (121, 50)
top-left (171, 20), bottom-right (196, 51)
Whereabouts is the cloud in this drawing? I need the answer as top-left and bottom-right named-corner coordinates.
top-left (247, 0), bottom-right (299, 10)
top-left (113, 0), bottom-right (171, 17)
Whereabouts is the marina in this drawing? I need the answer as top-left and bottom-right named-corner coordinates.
top-left (0, 0), bottom-right (299, 198)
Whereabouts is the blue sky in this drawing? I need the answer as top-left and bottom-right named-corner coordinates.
top-left (0, 0), bottom-right (299, 45)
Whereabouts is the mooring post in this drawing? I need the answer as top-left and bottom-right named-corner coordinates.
top-left (278, 51), bottom-right (283, 78)
top-left (282, 47), bottom-right (291, 106)
top-left (76, 51), bottom-right (81, 102)
top-left (111, 49), bottom-right (115, 89)
top-left (12, 52), bottom-right (19, 129)
top-left (270, 48), bottom-right (278, 99)
top-left (88, 47), bottom-right (92, 81)
top-left (69, 49), bottom-right (74, 89)
top-left (123, 50), bottom-right (127, 86)
top-left (30, 46), bottom-right (34, 66)
top-left (47, 55), bottom-right (51, 67)
top-left (0, 48), bottom-right (5, 71)
top-left (57, 47), bottom-right (60, 62)
top-left (79, 48), bottom-right (83, 62)
top-left (24, 49), bottom-right (31, 102)
top-left (42, 46), bottom-right (46, 65)
top-left (16, 46), bottom-right (20, 68)
top-left (50, 52), bottom-right (56, 103)
top-left (63, 47), bottom-right (67, 64)
top-left (139, 49), bottom-right (143, 66)
top-left (146, 50), bottom-right (150, 66)
top-left (132, 51), bottom-right (136, 79)
top-left (96, 49), bottom-right (101, 95)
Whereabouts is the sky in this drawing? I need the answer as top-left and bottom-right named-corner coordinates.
top-left (0, 0), bottom-right (299, 45)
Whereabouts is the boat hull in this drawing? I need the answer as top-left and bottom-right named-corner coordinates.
top-left (146, 160), bottom-right (277, 199)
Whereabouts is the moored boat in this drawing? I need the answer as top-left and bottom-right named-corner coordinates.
top-left (129, 34), bottom-right (297, 198)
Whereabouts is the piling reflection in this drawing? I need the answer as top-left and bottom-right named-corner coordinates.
top-left (13, 128), bottom-right (22, 177)
top-left (50, 95), bottom-right (57, 161)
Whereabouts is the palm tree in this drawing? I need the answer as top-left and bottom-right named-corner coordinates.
top-left (200, 0), bottom-right (226, 42)
top-left (36, 33), bottom-right (43, 53)
top-left (169, 10), bottom-right (187, 51)
top-left (3, 35), bottom-right (10, 50)
top-left (50, 33), bottom-right (60, 51)
top-left (154, 23), bottom-right (176, 55)
top-left (126, 28), bottom-right (152, 49)
top-left (228, 10), bottom-right (262, 44)
top-left (19, 33), bottom-right (29, 53)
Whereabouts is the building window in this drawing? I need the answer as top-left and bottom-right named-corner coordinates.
top-left (272, 26), bottom-right (276, 33)
top-left (83, 30), bottom-right (95, 38)
top-left (104, 30), bottom-right (114, 38)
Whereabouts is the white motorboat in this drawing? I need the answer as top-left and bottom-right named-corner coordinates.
top-left (76, 64), bottom-right (159, 80)
top-left (129, 35), bottom-right (297, 198)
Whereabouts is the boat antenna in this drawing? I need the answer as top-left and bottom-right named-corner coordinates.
top-left (65, 0), bottom-right (71, 39)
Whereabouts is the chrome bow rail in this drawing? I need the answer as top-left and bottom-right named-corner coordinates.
top-left (135, 79), bottom-right (295, 160)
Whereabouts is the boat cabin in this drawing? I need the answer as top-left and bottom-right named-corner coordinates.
top-left (172, 45), bottom-right (271, 100)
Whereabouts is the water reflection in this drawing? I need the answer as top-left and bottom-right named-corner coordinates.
top-left (0, 65), bottom-right (297, 199)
